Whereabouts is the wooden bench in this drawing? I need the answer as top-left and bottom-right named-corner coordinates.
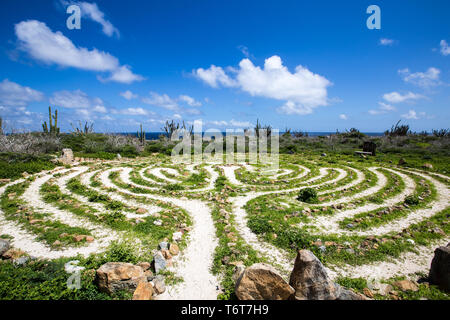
top-left (354, 151), bottom-right (373, 156)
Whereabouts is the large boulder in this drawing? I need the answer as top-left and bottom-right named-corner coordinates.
top-left (288, 250), bottom-right (366, 300)
top-left (96, 262), bottom-right (147, 295)
top-left (235, 263), bottom-right (294, 300)
top-left (0, 239), bottom-right (10, 256)
top-left (289, 250), bottom-right (340, 300)
top-left (429, 243), bottom-right (450, 292)
top-left (60, 148), bottom-right (74, 165)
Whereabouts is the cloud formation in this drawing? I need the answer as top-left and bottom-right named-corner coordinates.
top-left (398, 67), bottom-right (441, 87)
top-left (440, 40), bottom-right (450, 56)
top-left (15, 20), bottom-right (143, 83)
top-left (0, 79), bottom-right (44, 107)
top-left (120, 90), bottom-right (138, 100)
top-left (401, 109), bottom-right (428, 120)
top-left (50, 89), bottom-right (104, 110)
top-left (382, 91), bottom-right (424, 103)
top-left (78, 1), bottom-right (120, 37)
top-left (369, 102), bottom-right (397, 115)
top-left (379, 38), bottom-right (395, 46)
top-left (194, 55), bottom-right (331, 115)
top-left (142, 92), bottom-right (202, 114)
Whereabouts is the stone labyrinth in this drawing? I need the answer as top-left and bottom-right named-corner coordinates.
top-left (0, 154), bottom-right (449, 299)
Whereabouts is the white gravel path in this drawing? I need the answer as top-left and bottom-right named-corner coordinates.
top-left (99, 167), bottom-right (220, 300)
top-left (149, 167), bottom-right (180, 184)
top-left (0, 172), bottom-right (115, 259)
top-left (329, 239), bottom-right (449, 281)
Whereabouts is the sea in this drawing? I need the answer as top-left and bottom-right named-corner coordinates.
top-left (120, 132), bottom-right (385, 140)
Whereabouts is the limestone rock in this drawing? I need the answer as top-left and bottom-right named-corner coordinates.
top-left (136, 208), bottom-right (147, 214)
top-left (0, 239), bottom-right (10, 256)
top-left (137, 262), bottom-right (151, 271)
top-left (169, 243), bottom-right (179, 256)
top-left (152, 275), bottom-right (166, 294)
top-left (60, 149), bottom-right (74, 165)
top-left (235, 263), bottom-right (295, 300)
top-left (153, 252), bottom-right (167, 273)
top-left (393, 280), bottom-right (419, 292)
top-left (172, 231), bottom-right (183, 242)
top-left (289, 250), bottom-right (339, 300)
top-left (2, 248), bottom-right (25, 260)
top-left (132, 281), bottom-right (153, 300)
top-left (422, 163), bottom-right (433, 169)
top-left (429, 243), bottom-right (450, 292)
top-left (96, 262), bottom-right (147, 295)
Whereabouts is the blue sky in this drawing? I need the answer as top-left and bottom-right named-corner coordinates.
top-left (0, 0), bottom-right (449, 133)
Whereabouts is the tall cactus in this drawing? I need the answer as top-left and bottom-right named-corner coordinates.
top-left (0, 117), bottom-right (3, 135)
top-left (42, 106), bottom-right (60, 134)
top-left (137, 123), bottom-right (145, 145)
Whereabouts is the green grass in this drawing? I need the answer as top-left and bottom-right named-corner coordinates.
top-left (0, 153), bottom-right (55, 180)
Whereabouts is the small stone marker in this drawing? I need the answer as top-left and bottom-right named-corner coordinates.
top-left (60, 148), bottom-right (74, 164)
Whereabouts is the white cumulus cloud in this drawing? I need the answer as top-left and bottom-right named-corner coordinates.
top-left (142, 92), bottom-right (179, 111)
top-left (78, 1), bottom-right (119, 37)
top-left (369, 102), bottom-right (397, 115)
top-left (15, 20), bottom-right (143, 83)
top-left (379, 38), bottom-right (395, 46)
top-left (440, 40), bottom-right (450, 56)
top-left (179, 95), bottom-right (202, 107)
top-left (120, 90), bottom-right (138, 100)
top-left (398, 67), bottom-right (441, 87)
top-left (50, 90), bottom-right (106, 113)
top-left (194, 56), bottom-right (332, 115)
top-left (382, 91), bottom-right (425, 103)
top-left (401, 109), bottom-right (427, 120)
top-left (0, 79), bottom-right (44, 107)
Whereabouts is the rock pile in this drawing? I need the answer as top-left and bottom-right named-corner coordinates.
top-left (235, 250), bottom-right (366, 300)
top-left (95, 240), bottom-right (179, 299)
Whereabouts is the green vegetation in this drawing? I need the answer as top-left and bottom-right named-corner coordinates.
top-left (297, 188), bottom-right (318, 203)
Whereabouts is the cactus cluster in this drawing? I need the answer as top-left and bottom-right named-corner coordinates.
top-left (137, 123), bottom-right (146, 145)
top-left (162, 120), bottom-right (193, 140)
top-left (42, 106), bottom-right (60, 135)
top-left (71, 121), bottom-right (94, 135)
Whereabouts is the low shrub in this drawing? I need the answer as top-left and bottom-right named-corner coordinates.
top-left (297, 188), bottom-right (318, 203)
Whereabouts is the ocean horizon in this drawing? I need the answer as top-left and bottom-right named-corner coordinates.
top-left (118, 131), bottom-right (386, 140)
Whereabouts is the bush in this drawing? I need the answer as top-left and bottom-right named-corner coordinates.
top-left (405, 195), bottom-right (420, 206)
top-left (297, 188), bottom-right (318, 203)
top-left (247, 216), bottom-right (273, 234)
top-left (0, 153), bottom-right (55, 179)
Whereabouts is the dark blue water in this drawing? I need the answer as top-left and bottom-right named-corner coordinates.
top-left (121, 131), bottom-right (385, 140)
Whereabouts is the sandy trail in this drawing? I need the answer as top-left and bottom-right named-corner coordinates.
top-left (221, 165), bottom-right (243, 186)
top-left (61, 168), bottom-right (160, 219)
top-left (310, 168), bottom-right (416, 234)
top-left (230, 167), bottom-right (351, 277)
top-left (314, 167), bottom-right (384, 206)
top-left (149, 167), bottom-right (180, 184)
top-left (0, 172), bottom-right (115, 259)
top-left (21, 168), bottom-right (118, 244)
top-left (99, 168), bottom-right (220, 300)
top-left (329, 239), bottom-right (449, 281)
top-left (139, 167), bottom-right (163, 185)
